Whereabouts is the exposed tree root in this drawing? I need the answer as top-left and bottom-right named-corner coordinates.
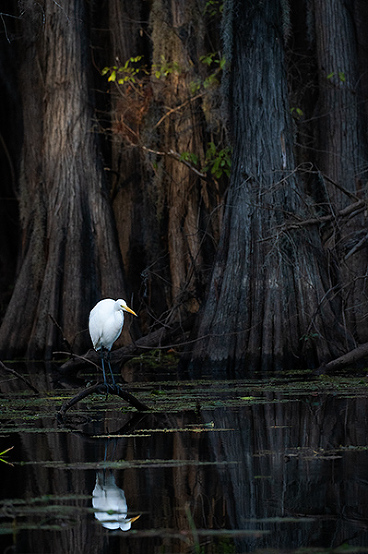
top-left (320, 342), bottom-right (368, 373)
top-left (57, 382), bottom-right (149, 421)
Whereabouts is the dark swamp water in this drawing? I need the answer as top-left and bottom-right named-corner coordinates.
top-left (1, 361), bottom-right (368, 554)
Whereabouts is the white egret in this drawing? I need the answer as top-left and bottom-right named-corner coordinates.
top-left (89, 298), bottom-right (137, 386)
top-left (92, 471), bottom-right (140, 531)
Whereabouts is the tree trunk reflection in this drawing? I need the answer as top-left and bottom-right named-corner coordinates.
top-left (3, 391), bottom-right (368, 552)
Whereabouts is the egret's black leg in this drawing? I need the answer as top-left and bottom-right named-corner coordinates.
top-left (99, 350), bottom-right (108, 386)
top-left (106, 352), bottom-right (116, 386)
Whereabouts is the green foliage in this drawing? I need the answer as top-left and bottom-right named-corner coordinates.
top-left (102, 52), bottom-right (225, 95)
top-left (179, 151), bottom-right (199, 166)
top-left (203, 73), bottom-right (220, 89)
top-left (102, 52), bottom-right (229, 180)
top-left (203, 142), bottom-right (232, 178)
top-left (204, 0), bottom-right (224, 17)
top-left (199, 52), bottom-right (226, 70)
top-left (189, 78), bottom-right (202, 94)
top-left (201, 53), bottom-right (226, 88)
top-left (101, 55), bottom-right (146, 84)
top-left (103, 55), bottom-right (183, 84)
top-left (199, 52), bottom-right (217, 66)
top-left (299, 332), bottom-right (320, 342)
top-left (0, 446), bottom-right (14, 466)
top-left (327, 71), bottom-right (346, 83)
top-left (152, 56), bottom-right (181, 80)
top-left (190, 53), bottom-right (226, 93)
top-left (178, 143), bottom-right (231, 180)
top-left (290, 106), bottom-right (304, 119)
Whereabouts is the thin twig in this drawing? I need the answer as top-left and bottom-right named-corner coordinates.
top-left (260, 199), bottom-right (366, 241)
top-left (152, 93), bottom-right (205, 130)
top-left (344, 232), bottom-right (368, 261)
top-left (142, 146), bottom-right (208, 179)
top-left (48, 313), bottom-right (74, 355)
top-left (0, 361), bottom-right (39, 394)
top-left (322, 174), bottom-right (360, 202)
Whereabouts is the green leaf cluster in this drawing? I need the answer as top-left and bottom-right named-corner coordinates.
top-left (101, 55), bottom-right (146, 84)
top-left (179, 151), bottom-right (199, 166)
top-left (327, 70), bottom-right (346, 83)
top-left (152, 56), bottom-right (181, 80)
top-left (190, 53), bottom-right (226, 93)
top-left (204, 0), bottom-right (224, 17)
top-left (101, 53), bottom-right (230, 180)
top-left (203, 142), bottom-right (232, 179)
top-left (178, 143), bottom-right (231, 179)
top-left (290, 106), bottom-right (304, 119)
top-left (299, 332), bottom-right (320, 342)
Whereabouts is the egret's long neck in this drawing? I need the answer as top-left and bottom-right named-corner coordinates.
top-left (116, 309), bottom-right (124, 326)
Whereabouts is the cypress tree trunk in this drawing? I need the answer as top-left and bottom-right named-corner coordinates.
top-left (312, 0), bottom-right (368, 342)
top-left (3, 0), bottom-right (366, 368)
top-left (190, 0), bottom-right (353, 373)
top-left (149, 0), bottom-right (221, 313)
top-left (107, 1), bottom-right (150, 300)
top-left (0, 0), bottom-right (127, 358)
top-left (105, 0), bottom-right (170, 328)
top-left (0, 17), bottom-right (20, 316)
top-left (102, 0), bottom-right (223, 330)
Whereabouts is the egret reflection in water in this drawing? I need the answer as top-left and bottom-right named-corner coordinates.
top-left (92, 470), bottom-right (140, 531)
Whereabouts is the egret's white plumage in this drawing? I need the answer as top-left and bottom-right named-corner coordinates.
top-left (92, 471), bottom-right (140, 531)
top-left (89, 298), bottom-right (136, 352)
top-left (89, 298), bottom-right (137, 385)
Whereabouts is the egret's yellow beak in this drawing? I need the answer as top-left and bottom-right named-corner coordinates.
top-left (123, 305), bottom-right (138, 317)
top-left (129, 514), bottom-right (140, 524)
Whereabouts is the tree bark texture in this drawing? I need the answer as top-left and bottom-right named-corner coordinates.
top-left (0, 24), bottom-right (21, 317)
top-left (312, 0), bottom-right (368, 343)
top-left (190, 0), bottom-right (354, 372)
top-left (1, 0), bottom-right (368, 372)
top-left (147, 0), bottom-right (222, 312)
top-left (98, 0), bottom-right (223, 331)
top-left (0, 0), bottom-right (127, 358)
top-left (107, 2), bottom-right (157, 312)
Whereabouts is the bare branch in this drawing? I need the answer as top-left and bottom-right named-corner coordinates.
top-left (152, 93), bottom-right (205, 130)
top-left (57, 383), bottom-right (149, 420)
top-left (322, 174), bottom-right (360, 202)
top-left (0, 361), bottom-right (39, 394)
top-left (261, 199), bottom-right (366, 241)
top-left (142, 146), bottom-right (208, 179)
